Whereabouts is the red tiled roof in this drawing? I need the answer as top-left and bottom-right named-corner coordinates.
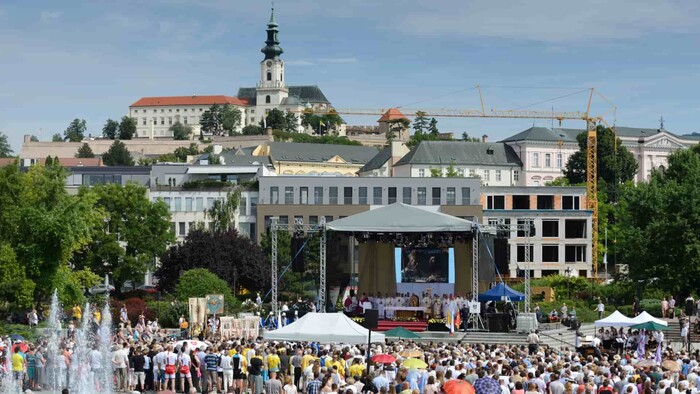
top-left (130, 95), bottom-right (249, 107)
top-left (378, 108), bottom-right (407, 122)
top-left (56, 158), bottom-right (102, 167)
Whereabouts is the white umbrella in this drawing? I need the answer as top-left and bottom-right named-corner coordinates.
top-left (175, 339), bottom-right (209, 350)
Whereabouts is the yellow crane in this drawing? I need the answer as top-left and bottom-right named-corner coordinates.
top-left (291, 86), bottom-right (607, 277)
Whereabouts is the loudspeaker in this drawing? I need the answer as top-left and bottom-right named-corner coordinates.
top-left (291, 237), bottom-right (305, 273)
top-left (494, 238), bottom-right (509, 276)
top-left (364, 309), bottom-right (379, 329)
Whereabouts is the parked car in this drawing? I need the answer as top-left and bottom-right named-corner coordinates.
top-left (89, 283), bottom-right (115, 295)
top-left (136, 285), bottom-right (159, 293)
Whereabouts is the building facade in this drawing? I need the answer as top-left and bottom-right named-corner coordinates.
top-left (480, 186), bottom-right (593, 278)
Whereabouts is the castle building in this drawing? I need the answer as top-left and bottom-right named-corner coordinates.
top-left (127, 8), bottom-right (332, 139)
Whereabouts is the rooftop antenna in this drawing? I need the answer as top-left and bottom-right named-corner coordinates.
top-left (659, 116), bottom-right (665, 131)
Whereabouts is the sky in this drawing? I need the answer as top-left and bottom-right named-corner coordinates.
top-left (2, 0), bottom-right (700, 152)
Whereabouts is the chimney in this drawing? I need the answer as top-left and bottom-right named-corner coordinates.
top-left (24, 134), bottom-right (31, 143)
top-left (482, 134), bottom-right (488, 143)
top-left (213, 144), bottom-right (223, 155)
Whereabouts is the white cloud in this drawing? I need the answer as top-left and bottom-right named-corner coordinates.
top-left (40, 11), bottom-right (62, 22)
top-left (390, 0), bottom-right (700, 43)
top-left (318, 57), bottom-right (357, 64)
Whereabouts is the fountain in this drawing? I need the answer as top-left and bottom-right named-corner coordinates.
top-left (2, 344), bottom-right (20, 394)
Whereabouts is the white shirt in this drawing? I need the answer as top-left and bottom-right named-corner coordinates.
top-left (221, 355), bottom-right (233, 370)
top-left (89, 349), bottom-right (102, 370)
top-left (597, 303), bottom-right (605, 312)
top-left (178, 353), bottom-right (191, 367)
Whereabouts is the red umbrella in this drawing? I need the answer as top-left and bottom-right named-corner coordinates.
top-left (443, 379), bottom-right (476, 394)
top-left (12, 342), bottom-right (29, 353)
top-left (372, 354), bottom-right (396, 364)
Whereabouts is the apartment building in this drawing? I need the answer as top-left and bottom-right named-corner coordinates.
top-left (481, 186), bottom-right (593, 278)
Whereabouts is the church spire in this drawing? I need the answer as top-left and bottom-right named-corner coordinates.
top-left (261, 6), bottom-right (283, 61)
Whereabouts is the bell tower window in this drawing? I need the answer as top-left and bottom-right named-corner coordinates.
top-left (267, 72), bottom-right (272, 81)
top-left (280, 73), bottom-right (283, 81)
top-left (266, 95), bottom-right (271, 104)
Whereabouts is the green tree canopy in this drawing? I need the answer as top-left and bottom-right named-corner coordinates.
top-left (261, 108), bottom-right (287, 130)
top-left (617, 147), bottom-right (700, 295)
top-left (102, 140), bottom-right (134, 166)
top-left (118, 116), bottom-right (136, 140)
top-left (170, 122), bottom-right (193, 140)
top-left (242, 125), bottom-right (263, 135)
top-left (64, 118), bottom-right (87, 142)
top-left (52, 133), bottom-right (64, 142)
top-left (301, 109), bottom-right (343, 135)
top-left (428, 118), bottom-right (439, 136)
top-left (221, 105), bottom-right (243, 136)
top-left (29, 135), bottom-right (39, 142)
top-left (199, 104), bottom-right (242, 136)
top-left (75, 143), bottom-right (95, 158)
top-left (564, 126), bottom-right (637, 200)
top-left (174, 269), bottom-right (237, 312)
top-left (102, 119), bottom-right (119, 139)
top-left (0, 132), bottom-right (12, 157)
top-left (412, 111), bottom-right (429, 134)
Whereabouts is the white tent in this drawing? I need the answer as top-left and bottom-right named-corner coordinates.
top-left (629, 311), bottom-right (668, 326)
top-left (594, 310), bottom-right (635, 327)
top-left (263, 313), bottom-right (386, 344)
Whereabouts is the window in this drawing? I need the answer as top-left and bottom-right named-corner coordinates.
top-left (469, 169), bottom-right (475, 177)
top-left (517, 219), bottom-right (535, 237)
top-left (565, 245), bottom-right (586, 262)
top-left (496, 218), bottom-right (511, 238)
top-left (461, 187), bottom-right (471, 205)
top-left (486, 195), bottom-right (505, 210)
top-left (457, 168), bottom-right (464, 177)
top-left (344, 187), bottom-right (353, 204)
top-left (324, 215), bottom-right (334, 224)
top-left (160, 117), bottom-right (165, 125)
top-left (431, 187), bottom-right (441, 205)
top-left (206, 197), bottom-right (214, 208)
top-left (329, 187), bottom-right (338, 204)
top-left (542, 220), bottom-right (559, 237)
top-left (142, 118), bottom-right (146, 125)
top-left (153, 119), bottom-right (157, 125)
top-left (314, 187), bottom-right (323, 204)
top-left (178, 222), bottom-right (186, 236)
top-left (557, 153), bottom-right (563, 168)
top-left (542, 245), bottom-right (559, 262)
top-left (373, 187), bottom-right (382, 205)
top-left (176, 109), bottom-right (180, 112)
top-left (513, 170), bottom-right (519, 182)
top-left (239, 196), bottom-right (247, 214)
top-left (545, 153), bottom-right (551, 167)
top-left (170, 222), bottom-right (176, 235)
top-left (446, 187), bottom-right (456, 205)
top-left (265, 95), bottom-right (271, 104)
top-left (562, 196), bottom-right (580, 210)
top-left (300, 187), bottom-right (308, 204)
top-left (418, 169), bottom-right (425, 178)
top-left (537, 195), bottom-right (554, 209)
top-left (270, 187), bottom-right (279, 204)
top-left (162, 197), bottom-right (171, 209)
top-left (196, 197), bottom-right (203, 211)
top-left (388, 187), bottom-right (397, 204)
top-left (417, 187), bottom-right (426, 205)
top-left (565, 220), bottom-right (587, 238)
top-left (359, 187), bottom-right (368, 204)
top-left (174, 197), bottom-right (182, 212)
top-left (168, 109), bottom-right (172, 112)
top-left (484, 170), bottom-right (490, 182)
top-left (267, 72), bottom-right (272, 81)
top-left (309, 216), bottom-right (318, 225)
top-left (168, 117), bottom-right (173, 125)
top-left (512, 195), bottom-right (530, 209)
top-left (250, 196), bottom-right (258, 215)
top-left (533, 153), bottom-right (540, 167)
top-left (183, 117), bottom-right (188, 124)
top-left (185, 197), bottom-right (193, 211)
top-left (279, 215), bottom-right (289, 225)
top-left (402, 187), bottom-right (412, 204)
top-left (517, 245), bottom-right (535, 262)
top-left (284, 187), bottom-right (294, 204)
top-left (495, 170), bottom-right (502, 182)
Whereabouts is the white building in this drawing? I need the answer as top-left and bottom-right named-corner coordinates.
top-left (128, 8), bottom-right (333, 139)
top-left (390, 140), bottom-right (523, 186)
top-left (501, 126), bottom-right (700, 185)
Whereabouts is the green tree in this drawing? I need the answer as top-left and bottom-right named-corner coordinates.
top-left (200, 104), bottom-right (223, 136)
top-left (242, 125), bottom-right (263, 135)
top-left (64, 118), bottom-right (87, 142)
top-left (102, 140), bottom-right (134, 166)
top-left (174, 143), bottom-right (200, 162)
top-left (617, 148), bottom-right (700, 295)
top-left (0, 133), bottom-right (12, 157)
top-left (74, 183), bottom-right (173, 292)
top-left (428, 118), bottom-right (439, 136)
top-left (461, 132), bottom-right (480, 142)
top-left (412, 111), bottom-right (429, 134)
top-left (118, 116), bottom-right (136, 140)
top-left (75, 143), bottom-right (95, 158)
top-left (221, 105), bottom-right (242, 135)
top-left (564, 126), bottom-right (637, 201)
top-left (386, 118), bottom-right (410, 142)
top-left (284, 111), bottom-right (299, 133)
top-left (102, 119), bottom-right (119, 139)
top-left (205, 189), bottom-right (241, 233)
top-left (406, 130), bottom-right (439, 148)
top-left (261, 108), bottom-right (287, 130)
top-left (174, 269), bottom-right (237, 312)
top-left (170, 122), bottom-right (193, 140)
top-left (29, 135), bottom-right (39, 142)
top-left (52, 133), bottom-right (64, 142)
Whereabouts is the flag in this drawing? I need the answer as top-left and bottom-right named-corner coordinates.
top-left (445, 311), bottom-right (453, 333)
top-left (637, 330), bottom-right (646, 359)
top-left (454, 312), bottom-right (462, 332)
top-left (655, 343), bottom-right (662, 364)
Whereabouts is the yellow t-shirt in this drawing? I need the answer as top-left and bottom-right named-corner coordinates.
top-left (327, 359), bottom-right (345, 377)
top-left (73, 306), bottom-right (82, 320)
top-left (267, 354), bottom-right (281, 371)
top-left (301, 354), bottom-right (315, 370)
top-left (93, 310), bottom-right (101, 323)
top-left (12, 353), bottom-right (24, 372)
top-left (349, 364), bottom-right (365, 378)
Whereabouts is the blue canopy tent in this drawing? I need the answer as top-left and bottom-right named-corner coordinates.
top-left (478, 283), bottom-right (526, 302)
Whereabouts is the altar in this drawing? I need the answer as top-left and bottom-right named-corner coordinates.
top-left (383, 306), bottom-right (427, 319)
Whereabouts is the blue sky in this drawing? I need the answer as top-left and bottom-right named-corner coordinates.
top-left (2, 0), bottom-right (700, 152)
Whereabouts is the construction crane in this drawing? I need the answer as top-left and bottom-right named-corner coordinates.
top-left (291, 86), bottom-right (605, 277)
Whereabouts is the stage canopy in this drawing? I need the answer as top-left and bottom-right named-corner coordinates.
top-left (594, 310), bottom-right (635, 327)
top-left (629, 311), bottom-right (668, 326)
top-left (263, 312), bottom-right (385, 344)
top-left (326, 203), bottom-right (475, 233)
top-left (478, 283), bottom-right (526, 302)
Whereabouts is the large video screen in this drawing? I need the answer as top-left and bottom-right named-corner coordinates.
top-left (397, 247), bottom-right (452, 283)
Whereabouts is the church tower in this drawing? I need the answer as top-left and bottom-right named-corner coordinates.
top-left (257, 7), bottom-right (288, 111)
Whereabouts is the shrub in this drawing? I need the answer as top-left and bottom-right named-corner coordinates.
top-left (111, 297), bottom-right (157, 325)
top-left (147, 300), bottom-right (188, 328)
top-left (639, 299), bottom-right (662, 317)
top-left (175, 269), bottom-right (239, 314)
